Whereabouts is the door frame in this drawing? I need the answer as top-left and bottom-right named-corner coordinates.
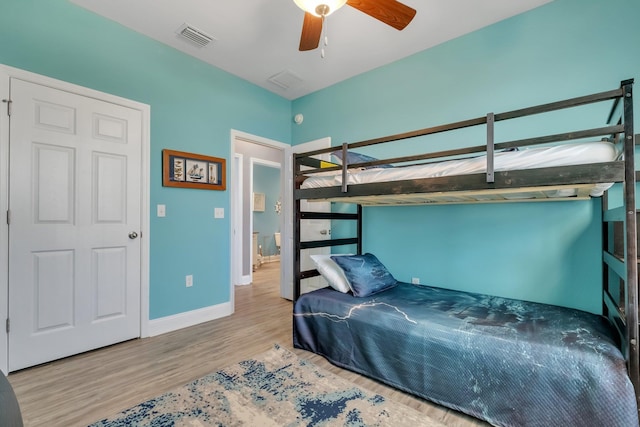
top-left (231, 152), bottom-right (244, 290)
top-left (0, 64), bottom-right (151, 374)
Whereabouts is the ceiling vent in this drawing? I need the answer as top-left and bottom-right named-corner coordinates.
top-left (268, 71), bottom-right (303, 91)
top-left (176, 23), bottom-right (215, 48)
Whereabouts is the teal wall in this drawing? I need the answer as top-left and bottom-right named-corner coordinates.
top-left (253, 164), bottom-right (281, 257)
top-left (0, 0), bottom-right (291, 319)
top-left (1, 0), bottom-right (638, 319)
top-left (292, 0), bottom-right (640, 313)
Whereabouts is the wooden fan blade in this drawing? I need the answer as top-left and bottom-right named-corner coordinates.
top-left (347, 0), bottom-right (416, 30)
top-left (299, 12), bottom-right (323, 51)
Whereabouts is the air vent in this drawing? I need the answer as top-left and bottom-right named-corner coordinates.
top-left (176, 23), bottom-right (215, 48)
top-left (268, 71), bottom-right (303, 90)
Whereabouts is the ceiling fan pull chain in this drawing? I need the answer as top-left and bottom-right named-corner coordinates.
top-left (321, 15), bottom-right (328, 58)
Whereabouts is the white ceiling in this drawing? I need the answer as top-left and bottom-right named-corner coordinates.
top-left (69, 0), bottom-right (553, 100)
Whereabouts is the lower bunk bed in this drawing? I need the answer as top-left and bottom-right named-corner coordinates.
top-left (293, 262), bottom-right (638, 426)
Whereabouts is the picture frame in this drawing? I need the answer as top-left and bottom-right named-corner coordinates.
top-left (253, 192), bottom-right (265, 212)
top-left (163, 149), bottom-right (226, 191)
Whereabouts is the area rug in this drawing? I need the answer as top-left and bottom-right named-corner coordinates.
top-left (88, 344), bottom-right (445, 427)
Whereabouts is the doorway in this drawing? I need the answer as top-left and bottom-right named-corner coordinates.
top-left (251, 159), bottom-right (282, 281)
top-left (230, 130), bottom-right (286, 301)
top-left (230, 131), bottom-right (331, 303)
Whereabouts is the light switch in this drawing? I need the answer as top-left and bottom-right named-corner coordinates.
top-left (214, 207), bottom-right (224, 219)
top-left (157, 204), bottom-right (166, 217)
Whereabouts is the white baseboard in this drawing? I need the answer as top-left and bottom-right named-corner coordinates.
top-left (237, 258), bottom-right (280, 287)
top-left (148, 302), bottom-right (233, 337)
top-left (237, 274), bottom-right (252, 286)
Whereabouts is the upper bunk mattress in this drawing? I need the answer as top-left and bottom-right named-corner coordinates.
top-left (293, 282), bottom-right (638, 427)
top-left (300, 141), bottom-right (619, 198)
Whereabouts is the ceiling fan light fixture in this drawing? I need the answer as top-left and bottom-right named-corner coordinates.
top-left (293, 0), bottom-right (347, 17)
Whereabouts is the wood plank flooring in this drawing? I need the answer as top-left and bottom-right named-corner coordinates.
top-left (8, 261), bottom-right (486, 427)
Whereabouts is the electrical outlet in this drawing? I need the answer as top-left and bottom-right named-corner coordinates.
top-left (411, 277), bottom-right (420, 285)
top-left (186, 275), bottom-right (193, 287)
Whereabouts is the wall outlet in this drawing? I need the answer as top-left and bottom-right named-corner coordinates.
top-left (411, 277), bottom-right (420, 285)
top-left (186, 274), bottom-right (193, 287)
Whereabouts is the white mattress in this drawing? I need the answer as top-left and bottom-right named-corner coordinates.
top-left (300, 141), bottom-right (619, 198)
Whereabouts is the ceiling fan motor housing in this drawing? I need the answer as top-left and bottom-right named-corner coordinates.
top-left (294, 0), bottom-right (347, 17)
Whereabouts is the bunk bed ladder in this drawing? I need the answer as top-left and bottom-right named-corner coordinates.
top-left (292, 143), bottom-right (365, 301)
top-left (293, 200), bottom-right (362, 301)
top-left (602, 79), bottom-right (638, 409)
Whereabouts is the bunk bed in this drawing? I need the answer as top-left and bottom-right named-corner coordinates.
top-left (292, 79), bottom-right (638, 427)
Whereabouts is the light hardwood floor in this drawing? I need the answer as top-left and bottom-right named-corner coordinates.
top-left (8, 261), bottom-right (486, 426)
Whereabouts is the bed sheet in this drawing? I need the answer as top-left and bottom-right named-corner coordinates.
top-left (293, 282), bottom-right (638, 427)
top-left (300, 141), bottom-right (619, 197)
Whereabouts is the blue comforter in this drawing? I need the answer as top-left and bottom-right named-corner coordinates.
top-left (293, 282), bottom-right (638, 426)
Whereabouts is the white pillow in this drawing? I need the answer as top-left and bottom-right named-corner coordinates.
top-left (310, 254), bottom-right (353, 293)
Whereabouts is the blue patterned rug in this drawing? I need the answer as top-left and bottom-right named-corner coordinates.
top-left (88, 344), bottom-right (444, 426)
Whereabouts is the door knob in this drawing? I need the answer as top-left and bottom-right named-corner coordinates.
top-left (129, 231), bottom-right (139, 239)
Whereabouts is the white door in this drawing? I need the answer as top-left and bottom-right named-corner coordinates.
top-left (8, 78), bottom-right (142, 371)
top-left (282, 138), bottom-right (331, 299)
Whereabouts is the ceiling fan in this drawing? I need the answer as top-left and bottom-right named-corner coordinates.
top-left (294, 0), bottom-right (417, 51)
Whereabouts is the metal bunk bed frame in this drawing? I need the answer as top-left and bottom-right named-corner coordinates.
top-left (293, 79), bottom-right (638, 411)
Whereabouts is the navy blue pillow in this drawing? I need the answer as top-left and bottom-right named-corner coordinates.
top-left (331, 253), bottom-right (398, 297)
top-left (331, 150), bottom-right (394, 169)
